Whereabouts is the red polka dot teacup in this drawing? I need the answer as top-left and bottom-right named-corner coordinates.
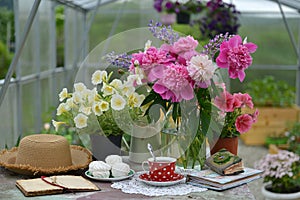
top-left (142, 157), bottom-right (176, 182)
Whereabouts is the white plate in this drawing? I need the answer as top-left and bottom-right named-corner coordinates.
top-left (137, 173), bottom-right (186, 187)
top-left (85, 169), bottom-right (135, 182)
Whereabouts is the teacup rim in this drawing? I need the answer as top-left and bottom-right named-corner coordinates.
top-left (147, 156), bottom-right (176, 163)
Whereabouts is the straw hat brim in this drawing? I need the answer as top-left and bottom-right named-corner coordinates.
top-left (0, 145), bottom-right (92, 176)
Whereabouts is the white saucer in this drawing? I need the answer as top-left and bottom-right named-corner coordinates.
top-left (85, 169), bottom-right (135, 182)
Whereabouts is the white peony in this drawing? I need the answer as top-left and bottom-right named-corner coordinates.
top-left (74, 113), bottom-right (88, 128)
top-left (187, 55), bottom-right (216, 86)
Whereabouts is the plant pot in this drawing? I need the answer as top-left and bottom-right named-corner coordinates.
top-left (209, 137), bottom-right (238, 155)
top-left (160, 13), bottom-right (176, 25)
top-left (90, 134), bottom-right (122, 161)
top-left (262, 184), bottom-right (300, 200)
top-left (176, 12), bottom-right (190, 24)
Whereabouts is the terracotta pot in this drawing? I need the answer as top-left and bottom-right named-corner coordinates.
top-left (209, 137), bottom-right (238, 155)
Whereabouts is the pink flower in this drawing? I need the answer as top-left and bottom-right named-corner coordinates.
top-left (152, 63), bottom-right (194, 102)
top-left (251, 109), bottom-right (259, 123)
top-left (172, 36), bottom-right (198, 54)
top-left (233, 93), bottom-right (254, 109)
top-left (214, 90), bottom-right (235, 112)
top-left (216, 35), bottom-right (257, 82)
top-left (235, 114), bottom-right (253, 133)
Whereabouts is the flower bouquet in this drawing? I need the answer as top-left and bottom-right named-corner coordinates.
top-left (53, 20), bottom-right (258, 169)
top-left (104, 21), bottom-right (258, 168)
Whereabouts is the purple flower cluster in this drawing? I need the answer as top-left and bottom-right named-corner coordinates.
top-left (105, 51), bottom-right (132, 69)
top-left (148, 20), bottom-right (179, 45)
top-left (196, 0), bottom-right (240, 39)
top-left (255, 150), bottom-right (299, 179)
top-left (202, 32), bottom-right (232, 59)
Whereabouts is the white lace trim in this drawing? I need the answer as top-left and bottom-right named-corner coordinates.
top-left (111, 172), bottom-right (207, 197)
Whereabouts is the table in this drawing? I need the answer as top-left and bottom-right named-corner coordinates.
top-left (0, 164), bottom-right (256, 200)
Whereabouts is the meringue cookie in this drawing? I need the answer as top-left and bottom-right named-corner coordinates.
top-left (105, 155), bottom-right (122, 166)
top-left (88, 161), bottom-right (111, 172)
top-left (111, 162), bottom-right (130, 177)
top-left (92, 170), bottom-right (110, 178)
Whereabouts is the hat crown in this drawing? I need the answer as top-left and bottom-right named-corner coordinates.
top-left (16, 134), bottom-right (72, 168)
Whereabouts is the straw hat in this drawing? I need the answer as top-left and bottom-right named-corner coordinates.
top-left (0, 134), bottom-right (92, 176)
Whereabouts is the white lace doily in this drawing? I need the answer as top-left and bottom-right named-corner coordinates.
top-left (111, 172), bottom-right (207, 197)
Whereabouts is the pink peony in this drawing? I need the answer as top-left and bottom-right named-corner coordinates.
top-left (152, 63), bottom-right (194, 102)
top-left (172, 36), bottom-right (198, 54)
top-left (235, 114), bottom-right (253, 133)
top-left (216, 35), bottom-right (257, 82)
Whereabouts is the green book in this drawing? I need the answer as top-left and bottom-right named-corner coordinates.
top-left (205, 148), bottom-right (244, 175)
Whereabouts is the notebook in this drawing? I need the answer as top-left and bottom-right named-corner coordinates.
top-left (16, 175), bottom-right (100, 197)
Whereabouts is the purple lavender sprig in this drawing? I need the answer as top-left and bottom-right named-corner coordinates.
top-left (105, 51), bottom-right (132, 69)
top-left (148, 20), bottom-right (179, 45)
top-left (202, 32), bottom-right (232, 59)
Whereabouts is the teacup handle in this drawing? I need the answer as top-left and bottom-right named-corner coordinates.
top-left (142, 161), bottom-right (149, 172)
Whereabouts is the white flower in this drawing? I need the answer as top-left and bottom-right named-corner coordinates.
top-left (128, 92), bottom-right (145, 107)
top-left (73, 92), bottom-right (83, 104)
top-left (91, 70), bottom-right (107, 85)
top-left (56, 102), bottom-right (70, 115)
top-left (187, 55), bottom-right (216, 85)
top-left (92, 102), bottom-right (103, 116)
top-left (102, 83), bottom-right (114, 96)
top-left (144, 40), bottom-right (152, 51)
top-left (99, 100), bottom-right (109, 111)
top-left (74, 82), bottom-right (87, 93)
top-left (52, 120), bottom-right (65, 132)
top-left (74, 113), bottom-right (88, 129)
top-left (111, 94), bottom-right (126, 111)
top-left (65, 98), bottom-right (75, 108)
top-left (59, 88), bottom-right (68, 102)
top-left (79, 105), bottom-right (92, 115)
top-left (110, 79), bottom-right (123, 90)
top-left (121, 83), bottom-right (135, 97)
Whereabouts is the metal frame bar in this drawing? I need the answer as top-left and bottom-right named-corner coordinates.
top-left (275, 0), bottom-right (300, 105)
top-left (0, 0), bottom-right (42, 107)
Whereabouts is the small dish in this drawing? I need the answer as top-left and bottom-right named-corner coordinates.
top-left (85, 169), bottom-right (135, 182)
top-left (137, 172), bottom-right (185, 186)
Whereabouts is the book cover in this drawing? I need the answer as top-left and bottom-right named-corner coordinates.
top-left (186, 167), bottom-right (263, 190)
top-left (205, 148), bottom-right (244, 175)
top-left (16, 175), bottom-right (100, 197)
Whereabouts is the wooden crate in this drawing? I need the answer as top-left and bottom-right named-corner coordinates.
top-left (240, 107), bottom-right (300, 145)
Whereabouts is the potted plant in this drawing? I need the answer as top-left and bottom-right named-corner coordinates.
top-left (153, 0), bottom-right (204, 25)
top-left (209, 86), bottom-right (259, 155)
top-left (240, 75), bottom-right (300, 145)
top-left (52, 70), bottom-right (149, 161)
top-left (193, 0), bottom-right (240, 39)
top-left (255, 150), bottom-right (300, 199)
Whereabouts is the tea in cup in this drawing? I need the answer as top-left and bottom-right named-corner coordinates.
top-left (142, 156), bottom-right (176, 182)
